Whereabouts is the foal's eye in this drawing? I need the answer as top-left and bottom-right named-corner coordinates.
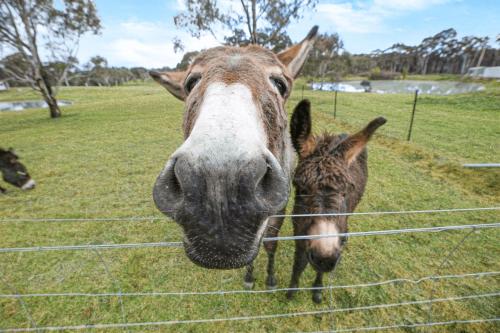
top-left (271, 77), bottom-right (287, 97)
top-left (185, 75), bottom-right (201, 94)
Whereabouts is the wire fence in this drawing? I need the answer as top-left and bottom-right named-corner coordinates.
top-left (294, 83), bottom-right (498, 165)
top-left (1, 206), bottom-right (499, 332)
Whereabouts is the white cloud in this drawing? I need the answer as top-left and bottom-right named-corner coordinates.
top-left (77, 20), bottom-right (220, 68)
top-left (316, 3), bottom-right (384, 33)
top-left (373, 0), bottom-right (450, 11)
top-left (316, 0), bottom-right (452, 34)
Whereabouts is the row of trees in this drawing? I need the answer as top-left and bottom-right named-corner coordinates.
top-left (300, 29), bottom-right (499, 79)
top-left (369, 29), bottom-right (498, 75)
top-left (0, 54), bottom-right (149, 88)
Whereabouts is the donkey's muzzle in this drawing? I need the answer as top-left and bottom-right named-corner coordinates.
top-left (308, 251), bottom-right (340, 272)
top-left (153, 151), bottom-right (289, 269)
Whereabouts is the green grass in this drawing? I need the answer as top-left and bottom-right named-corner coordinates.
top-left (0, 78), bottom-right (499, 332)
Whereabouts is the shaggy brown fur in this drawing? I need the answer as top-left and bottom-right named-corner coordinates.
top-left (287, 100), bottom-right (386, 303)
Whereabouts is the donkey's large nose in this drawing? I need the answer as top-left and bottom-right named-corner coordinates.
top-left (153, 150), bottom-right (288, 221)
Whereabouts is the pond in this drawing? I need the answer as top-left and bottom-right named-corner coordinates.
top-left (0, 100), bottom-right (72, 112)
top-left (311, 80), bottom-right (485, 95)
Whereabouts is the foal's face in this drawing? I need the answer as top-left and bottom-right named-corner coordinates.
top-left (290, 100), bottom-right (386, 272)
top-left (151, 28), bottom-right (318, 269)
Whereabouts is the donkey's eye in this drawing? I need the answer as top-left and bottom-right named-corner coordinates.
top-left (271, 77), bottom-right (287, 97)
top-left (185, 75), bottom-right (201, 94)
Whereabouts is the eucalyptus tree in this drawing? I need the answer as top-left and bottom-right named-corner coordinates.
top-left (0, 0), bottom-right (101, 118)
top-left (174, 0), bottom-right (317, 52)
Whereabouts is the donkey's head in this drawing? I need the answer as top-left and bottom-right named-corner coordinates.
top-left (150, 27), bottom-right (318, 269)
top-left (0, 148), bottom-right (36, 191)
top-left (290, 100), bottom-right (386, 272)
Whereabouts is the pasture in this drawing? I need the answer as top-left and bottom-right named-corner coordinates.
top-left (0, 79), bottom-right (499, 332)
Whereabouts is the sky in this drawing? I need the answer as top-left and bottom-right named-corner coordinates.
top-left (75, 0), bottom-right (500, 68)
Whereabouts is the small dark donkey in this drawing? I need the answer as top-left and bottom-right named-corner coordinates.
top-left (287, 100), bottom-right (386, 303)
top-left (0, 148), bottom-right (36, 193)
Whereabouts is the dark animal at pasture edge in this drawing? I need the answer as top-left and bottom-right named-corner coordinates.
top-left (150, 26), bottom-right (319, 270)
top-left (0, 148), bottom-right (36, 193)
top-left (287, 100), bottom-right (386, 303)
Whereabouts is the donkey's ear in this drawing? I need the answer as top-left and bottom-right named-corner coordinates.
top-left (277, 26), bottom-right (318, 79)
top-left (290, 99), bottom-right (314, 157)
top-left (150, 70), bottom-right (186, 101)
top-left (337, 117), bottom-right (386, 165)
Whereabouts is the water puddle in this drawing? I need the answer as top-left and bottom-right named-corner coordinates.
top-left (311, 80), bottom-right (485, 95)
top-left (0, 100), bottom-right (72, 112)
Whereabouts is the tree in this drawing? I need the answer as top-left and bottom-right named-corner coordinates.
top-left (175, 50), bottom-right (200, 70)
top-left (0, 0), bottom-right (101, 118)
top-left (174, 0), bottom-right (317, 52)
top-left (302, 32), bottom-right (343, 78)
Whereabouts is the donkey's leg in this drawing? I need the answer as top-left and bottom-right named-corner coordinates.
top-left (0, 186), bottom-right (5, 194)
top-left (263, 216), bottom-right (285, 289)
top-left (244, 263), bottom-right (255, 289)
top-left (287, 243), bottom-right (308, 300)
top-left (312, 271), bottom-right (324, 304)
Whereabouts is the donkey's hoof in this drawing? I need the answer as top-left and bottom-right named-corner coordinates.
top-left (266, 283), bottom-right (277, 290)
top-left (312, 292), bottom-right (323, 304)
top-left (243, 281), bottom-right (255, 290)
top-left (266, 276), bottom-right (277, 289)
top-left (286, 290), bottom-right (296, 300)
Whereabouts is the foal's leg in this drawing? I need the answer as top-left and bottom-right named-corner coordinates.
top-left (312, 271), bottom-right (324, 304)
top-left (263, 216), bottom-right (285, 289)
top-left (287, 242), bottom-right (308, 299)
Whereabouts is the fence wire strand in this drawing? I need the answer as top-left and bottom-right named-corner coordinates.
top-left (0, 271), bottom-right (497, 299)
top-left (0, 292), bottom-right (497, 332)
top-left (298, 317), bottom-right (500, 333)
top-left (0, 206), bottom-right (498, 223)
top-left (0, 222), bottom-right (498, 254)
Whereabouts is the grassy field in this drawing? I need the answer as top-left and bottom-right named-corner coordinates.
top-left (0, 78), bottom-right (499, 332)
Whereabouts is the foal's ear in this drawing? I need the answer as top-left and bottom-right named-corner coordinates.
top-left (290, 99), bottom-right (314, 157)
top-left (149, 70), bottom-right (187, 101)
top-left (337, 117), bottom-right (387, 165)
top-left (277, 26), bottom-right (318, 79)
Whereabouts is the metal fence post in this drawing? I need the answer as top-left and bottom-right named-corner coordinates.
top-left (407, 89), bottom-right (419, 141)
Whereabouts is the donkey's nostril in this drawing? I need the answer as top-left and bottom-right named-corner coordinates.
top-left (255, 152), bottom-right (288, 210)
top-left (169, 158), bottom-right (183, 195)
top-left (153, 157), bottom-right (186, 216)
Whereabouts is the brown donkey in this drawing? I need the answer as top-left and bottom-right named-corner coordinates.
top-left (150, 27), bottom-right (318, 269)
top-left (287, 100), bottom-right (386, 303)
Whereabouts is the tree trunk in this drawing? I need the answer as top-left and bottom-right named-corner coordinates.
top-left (251, 0), bottom-right (257, 44)
top-left (46, 95), bottom-right (62, 118)
top-left (37, 78), bottom-right (61, 118)
top-left (476, 47), bottom-right (486, 67)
